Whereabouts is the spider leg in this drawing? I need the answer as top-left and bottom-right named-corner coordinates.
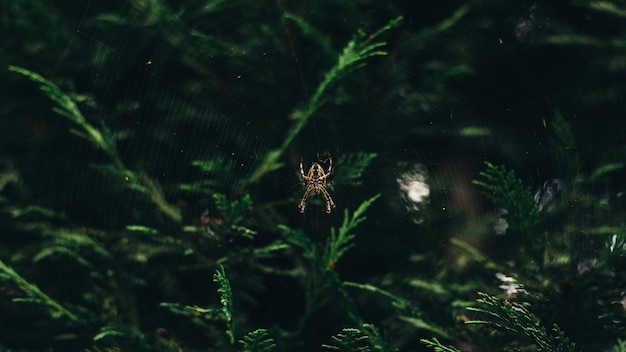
top-left (327, 157), bottom-right (333, 175)
top-left (319, 187), bottom-right (336, 214)
top-left (318, 173), bottom-right (330, 181)
top-left (298, 187), bottom-right (313, 213)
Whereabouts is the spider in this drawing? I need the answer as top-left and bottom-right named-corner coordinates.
top-left (298, 157), bottom-right (336, 214)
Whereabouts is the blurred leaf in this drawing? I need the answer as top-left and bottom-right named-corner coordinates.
top-left (240, 329), bottom-right (276, 352)
top-left (466, 293), bottom-right (576, 352)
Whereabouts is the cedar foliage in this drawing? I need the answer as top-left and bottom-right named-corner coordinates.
top-left (2, 0), bottom-right (626, 351)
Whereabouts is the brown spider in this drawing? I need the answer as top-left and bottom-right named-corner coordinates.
top-left (298, 157), bottom-right (336, 214)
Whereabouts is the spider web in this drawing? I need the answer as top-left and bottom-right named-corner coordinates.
top-left (9, 0), bottom-right (626, 298)
top-left (3, 0), bottom-right (626, 350)
top-left (46, 1), bottom-right (281, 225)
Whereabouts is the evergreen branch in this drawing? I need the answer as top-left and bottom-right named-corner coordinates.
top-left (246, 17), bottom-right (402, 184)
top-left (449, 238), bottom-right (508, 273)
top-left (397, 316), bottom-right (451, 340)
top-left (7, 203), bottom-right (62, 220)
top-left (321, 324), bottom-right (395, 352)
top-left (126, 225), bottom-right (196, 257)
top-left (8, 66), bottom-right (118, 163)
top-left (159, 302), bottom-right (221, 320)
top-left (472, 162), bottom-right (535, 215)
top-left (335, 153), bottom-right (378, 187)
top-left (541, 33), bottom-right (614, 47)
top-left (548, 111), bottom-right (579, 177)
top-left (606, 339), bottom-right (626, 352)
top-left (0, 157), bottom-right (19, 193)
top-left (343, 282), bottom-right (411, 312)
top-left (322, 328), bottom-right (370, 351)
top-left (472, 161), bottom-right (536, 229)
top-left (8, 66), bottom-right (182, 223)
top-left (92, 325), bottom-right (182, 351)
top-left (325, 194), bottom-right (380, 267)
top-left (279, 224), bottom-right (316, 261)
top-left (32, 243), bottom-right (108, 284)
top-left (409, 5), bottom-right (470, 48)
top-left (252, 241), bottom-right (290, 258)
top-left (287, 195), bottom-right (380, 332)
top-left (582, 1), bottom-right (626, 18)
top-left (284, 12), bottom-right (334, 57)
top-left (466, 292), bottom-right (576, 352)
top-left (551, 110), bottom-right (575, 148)
top-left (0, 258), bottom-right (78, 321)
top-left (214, 264), bottom-right (235, 344)
top-left (239, 329), bottom-right (276, 352)
top-left (590, 162), bottom-right (624, 182)
top-left (159, 265), bottom-right (235, 345)
top-left (178, 157), bottom-right (235, 195)
top-left (37, 228), bottom-right (113, 263)
top-left (420, 338), bottom-right (461, 352)
top-left (361, 323), bottom-right (397, 352)
top-left (209, 193), bottom-right (257, 239)
top-left (125, 225), bottom-right (160, 236)
top-left (213, 193), bottom-right (253, 225)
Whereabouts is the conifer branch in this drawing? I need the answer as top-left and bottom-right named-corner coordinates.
top-left (247, 17), bottom-right (402, 184)
top-left (8, 66), bottom-right (182, 223)
top-left (335, 153), bottom-right (378, 187)
top-left (240, 329), bottom-right (276, 352)
top-left (325, 194), bottom-right (380, 268)
top-left (0, 258), bottom-right (79, 321)
top-left (473, 161), bottom-right (536, 225)
top-left (420, 338), bottom-right (461, 352)
top-left (214, 264), bottom-right (235, 344)
top-left (466, 292), bottom-right (576, 352)
top-left (322, 328), bottom-right (370, 351)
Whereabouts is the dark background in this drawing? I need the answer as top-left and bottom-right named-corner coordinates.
top-left (1, 0), bottom-right (626, 351)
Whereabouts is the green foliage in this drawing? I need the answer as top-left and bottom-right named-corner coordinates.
top-left (606, 339), bottom-right (626, 352)
top-left (8, 66), bottom-right (182, 223)
top-left (549, 111), bottom-right (579, 177)
top-left (212, 193), bottom-right (257, 239)
top-left (363, 323), bottom-right (397, 352)
top-left (325, 194), bottom-right (381, 267)
top-left (247, 17), bottom-right (402, 183)
top-left (180, 192), bottom-right (258, 242)
top-left (239, 329), bottom-right (276, 352)
top-left (342, 282), bottom-right (412, 314)
top-left (213, 193), bottom-right (252, 224)
top-left (320, 323), bottom-right (397, 352)
top-left (159, 265), bottom-right (234, 347)
top-left (280, 194), bottom-right (380, 269)
top-left (0, 258), bottom-right (78, 321)
top-left (473, 161), bottom-right (537, 229)
top-left (543, 0), bottom-right (626, 50)
top-left (322, 328), bottom-right (370, 351)
top-left (420, 338), bottom-right (460, 352)
top-left (466, 292), bottom-right (576, 352)
top-left (159, 302), bottom-right (221, 320)
top-left (0, 204), bottom-right (115, 325)
top-left (551, 110), bottom-right (575, 148)
top-left (5, 0), bottom-right (626, 351)
top-left (335, 153), bottom-right (378, 187)
top-left (449, 235), bottom-right (496, 265)
top-left (7, 66), bottom-right (117, 159)
top-left (214, 265), bottom-right (235, 344)
top-left (457, 154), bottom-right (626, 351)
top-left (179, 157), bottom-right (236, 195)
top-left (279, 195), bottom-right (381, 331)
top-left (284, 13), bottom-right (334, 58)
top-left (91, 325), bottom-right (183, 352)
